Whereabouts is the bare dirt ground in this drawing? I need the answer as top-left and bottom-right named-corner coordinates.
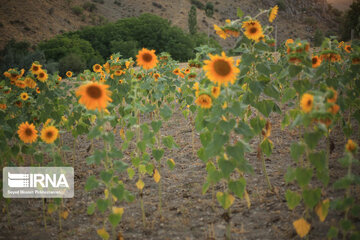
top-left (1, 98), bottom-right (359, 240)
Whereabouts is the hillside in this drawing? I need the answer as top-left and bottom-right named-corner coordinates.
top-left (0, 0), bottom-right (344, 50)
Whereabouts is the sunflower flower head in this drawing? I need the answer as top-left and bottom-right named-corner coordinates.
top-left (300, 93), bottom-right (314, 113)
top-left (242, 20), bottom-right (263, 41)
top-left (66, 71), bottom-right (73, 78)
top-left (76, 82), bottom-right (112, 111)
top-left (30, 63), bottom-right (42, 75)
top-left (17, 122), bottom-right (38, 144)
top-left (269, 5), bottom-right (278, 23)
top-left (20, 92), bottom-right (29, 101)
top-left (93, 64), bottom-right (102, 73)
top-left (312, 56), bottom-right (321, 68)
top-left (195, 94), bottom-right (212, 109)
top-left (203, 52), bottom-right (239, 87)
top-left (345, 139), bottom-right (357, 153)
top-left (37, 70), bottom-right (48, 82)
top-left (211, 86), bottom-right (220, 98)
top-left (41, 126), bottom-right (59, 144)
top-left (136, 48), bottom-right (158, 70)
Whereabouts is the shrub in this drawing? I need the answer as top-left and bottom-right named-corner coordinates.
top-left (91, 0), bottom-right (104, 3)
top-left (71, 6), bottom-right (83, 16)
top-left (188, 5), bottom-right (197, 35)
top-left (190, 0), bottom-right (204, 10)
top-left (83, 2), bottom-right (97, 12)
top-left (58, 53), bottom-right (86, 75)
top-left (110, 40), bottom-right (138, 59)
top-left (314, 29), bottom-right (324, 47)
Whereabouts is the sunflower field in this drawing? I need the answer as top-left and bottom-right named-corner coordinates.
top-left (1, 6), bottom-right (360, 240)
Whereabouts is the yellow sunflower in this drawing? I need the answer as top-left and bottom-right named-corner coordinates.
top-left (211, 86), bottom-right (220, 98)
top-left (214, 24), bottom-right (228, 39)
top-left (344, 45), bottom-right (351, 53)
top-left (203, 52), bottom-right (240, 86)
top-left (15, 80), bottom-right (26, 89)
top-left (136, 48), bottom-right (158, 70)
top-left (269, 5), bottom-right (278, 23)
top-left (37, 71), bottom-right (48, 82)
top-left (66, 71), bottom-right (73, 78)
top-left (195, 94), bottom-right (212, 109)
top-left (30, 63), bottom-right (42, 75)
top-left (327, 88), bottom-right (337, 103)
top-left (154, 73), bottom-right (160, 81)
top-left (300, 93), bottom-right (314, 113)
top-left (17, 122), bottom-right (38, 144)
top-left (36, 87), bottom-right (40, 94)
top-left (0, 103), bottom-right (7, 110)
top-left (173, 68), bottom-right (180, 75)
top-left (25, 77), bottom-right (37, 88)
top-left (93, 64), bottom-right (102, 73)
top-left (345, 139), bottom-right (357, 152)
top-left (328, 104), bottom-right (340, 115)
top-left (20, 92), bottom-right (29, 101)
top-left (242, 20), bottom-right (263, 41)
top-left (41, 126), bottom-right (59, 144)
top-left (312, 56), bottom-right (321, 68)
top-left (76, 82), bottom-right (112, 111)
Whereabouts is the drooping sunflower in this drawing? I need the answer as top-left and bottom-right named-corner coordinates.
top-left (93, 64), bottom-right (102, 73)
top-left (136, 48), bottom-right (158, 70)
top-left (345, 139), bottom-right (357, 152)
top-left (285, 39), bottom-right (294, 47)
top-left (262, 120), bottom-right (272, 138)
top-left (242, 20), bottom-right (263, 41)
top-left (114, 70), bottom-right (123, 76)
top-left (203, 52), bottom-right (240, 86)
top-left (195, 94), bottom-right (212, 109)
top-left (76, 82), bottom-right (112, 111)
top-left (20, 92), bottom-right (29, 101)
top-left (58, 75), bottom-right (62, 81)
top-left (30, 63), bottom-right (42, 75)
top-left (327, 88), bottom-right (337, 103)
top-left (154, 73), bottom-right (160, 81)
top-left (269, 5), bottom-right (278, 23)
top-left (25, 77), bottom-right (37, 88)
top-left (15, 80), bottom-right (26, 89)
top-left (211, 86), bottom-right (220, 98)
top-left (37, 70), bottom-right (48, 82)
top-left (36, 87), bottom-right (40, 94)
top-left (17, 122), bottom-right (38, 144)
top-left (214, 24), bottom-right (228, 39)
top-left (66, 71), bottom-right (73, 78)
top-left (344, 45), bottom-right (352, 53)
top-left (41, 126), bottom-right (59, 144)
top-left (328, 104), bottom-right (340, 115)
top-left (312, 56), bottom-right (321, 68)
top-left (300, 93), bottom-right (314, 113)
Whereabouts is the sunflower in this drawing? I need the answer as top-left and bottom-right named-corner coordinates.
top-left (66, 71), bottom-right (73, 78)
top-left (242, 20), bottom-right (263, 41)
top-left (30, 63), bottom-right (42, 75)
top-left (344, 45), bottom-right (351, 53)
top-left (36, 87), bottom-right (40, 94)
top-left (285, 39), bottom-right (294, 47)
top-left (76, 82), bottom-right (112, 111)
top-left (154, 73), bottom-right (160, 81)
top-left (327, 88), bottom-right (337, 103)
top-left (214, 24), bottom-right (228, 39)
top-left (269, 5), bottom-right (278, 22)
top-left (125, 61), bottom-right (131, 68)
top-left (173, 68), bottom-right (180, 75)
top-left (312, 56), bottom-right (321, 68)
top-left (203, 52), bottom-right (240, 86)
top-left (211, 86), bottom-right (220, 98)
top-left (195, 94), bottom-right (212, 109)
top-left (15, 101), bottom-right (22, 107)
top-left (328, 104), bottom-right (340, 115)
top-left (300, 93), bottom-right (314, 113)
top-left (20, 92), bottom-right (29, 101)
top-left (58, 75), bottom-right (62, 81)
top-left (37, 71), bottom-right (48, 82)
top-left (15, 80), bottom-right (26, 88)
top-left (136, 48), bottom-right (158, 70)
top-left (0, 103), bottom-right (7, 110)
top-left (114, 70), bottom-right (123, 76)
top-left (41, 126), bottom-right (59, 144)
top-left (25, 77), bottom-right (37, 88)
top-left (93, 64), bottom-right (102, 73)
top-left (345, 139), bottom-right (357, 152)
top-left (188, 72), bottom-right (197, 79)
top-left (17, 122), bottom-right (38, 144)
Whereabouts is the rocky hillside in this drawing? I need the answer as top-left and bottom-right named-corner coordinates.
top-left (0, 0), bottom-right (345, 50)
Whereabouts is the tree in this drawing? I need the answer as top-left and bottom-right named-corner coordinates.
top-left (341, 0), bottom-right (360, 40)
top-left (205, 2), bottom-right (214, 43)
top-left (314, 29), bottom-right (324, 47)
top-left (188, 5), bottom-right (197, 35)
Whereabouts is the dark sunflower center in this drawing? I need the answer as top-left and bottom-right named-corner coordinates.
top-left (39, 73), bottom-right (44, 78)
top-left (86, 85), bottom-right (102, 99)
top-left (312, 58), bottom-right (318, 64)
top-left (214, 59), bottom-right (231, 76)
top-left (249, 27), bottom-right (258, 34)
top-left (142, 53), bottom-right (153, 62)
top-left (25, 128), bottom-right (33, 136)
top-left (33, 66), bottom-right (39, 71)
top-left (46, 131), bottom-right (53, 138)
top-left (95, 65), bottom-right (100, 70)
top-left (307, 99), bottom-right (312, 106)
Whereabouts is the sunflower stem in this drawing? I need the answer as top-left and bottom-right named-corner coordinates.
top-left (259, 134), bottom-right (272, 190)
